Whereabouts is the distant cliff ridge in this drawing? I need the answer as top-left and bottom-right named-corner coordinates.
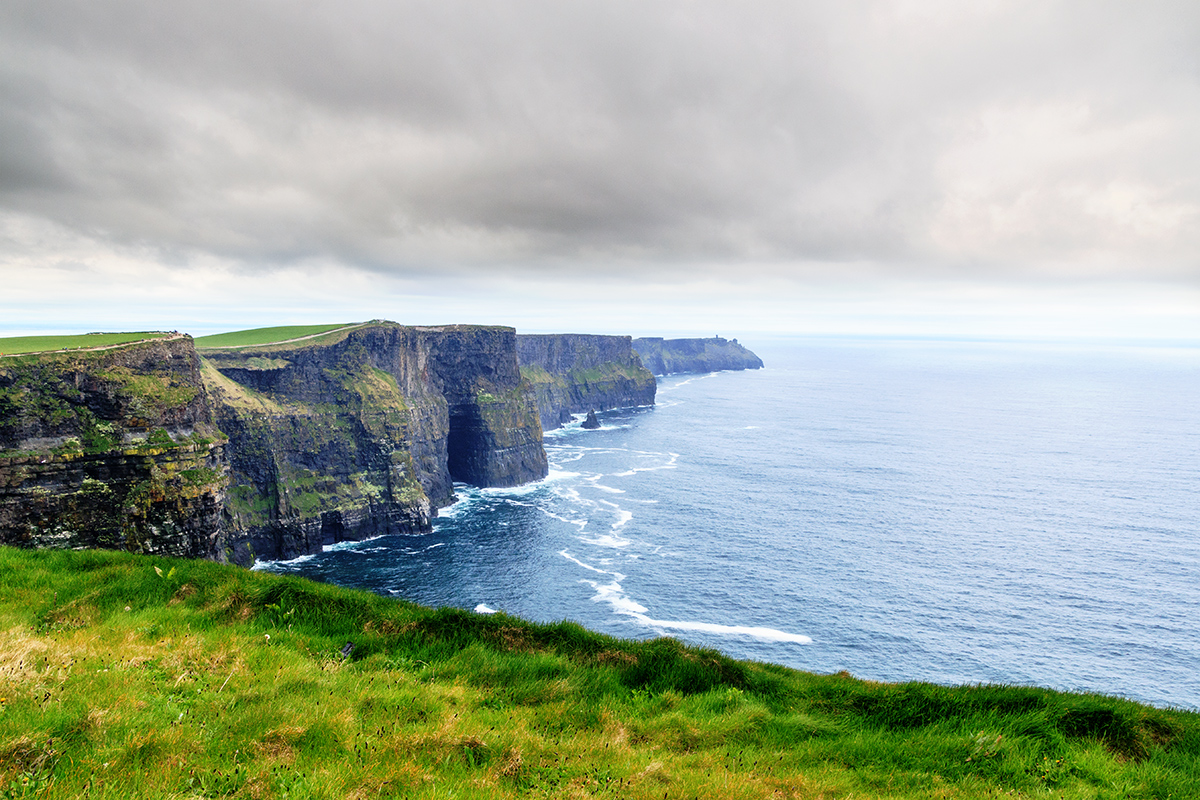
top-left (632, 337), bottom-right (764, 375)
top-left (516, 334), bottom-right (656, 430)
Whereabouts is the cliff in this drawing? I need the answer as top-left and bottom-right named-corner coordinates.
top-left (200, 323), bottom-right (547, 564)
top-left (632, 336), bottom-right (764, 375)
top-left (516, 334), bottom-right (656, 430)
top-left (1, 323), bottom-right (549, 566)
top-left (0, 335), bottom-right (228, 559)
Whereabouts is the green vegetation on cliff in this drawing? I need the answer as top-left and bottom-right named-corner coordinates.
top-left (194, 324), bottom-right (367, 350)
top-left (0, 332), bottom-right (171, 356)
top-left (2, 547), bottom-right (1196, 800)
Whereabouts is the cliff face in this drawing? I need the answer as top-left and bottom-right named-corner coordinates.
top-left (1, 323), bottom-right (550, 566)
top-left (631, 337), bottom-right (764, 376)
top-left (0, 336), bottom-right (228, 558)
top-left (201, 323), bottom-right (547, 564)
top-left (516, 334), bottom-right (657, 430)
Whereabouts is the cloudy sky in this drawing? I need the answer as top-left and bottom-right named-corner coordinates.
top-left (2, 0), bottom-right (1197, 340)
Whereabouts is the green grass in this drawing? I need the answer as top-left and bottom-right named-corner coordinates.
top-left (1, 547), bottom-right (1196, 799)
top-left (194, 324), bottom-right (363, 350)
top-left (0, 332), bottom-right (169, 356)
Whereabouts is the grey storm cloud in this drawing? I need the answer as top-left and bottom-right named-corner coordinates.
top-left (1, 0), bottom-right (1198, 279)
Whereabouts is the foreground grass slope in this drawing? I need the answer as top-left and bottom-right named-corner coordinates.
top-left (0, 548), bottom-right (1196, 799)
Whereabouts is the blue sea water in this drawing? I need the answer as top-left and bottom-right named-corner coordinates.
top-left (259, 338), bottom-right (1200, 710)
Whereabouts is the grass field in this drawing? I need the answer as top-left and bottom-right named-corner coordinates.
top-left (1, 547), bottom-right (1196, 799)
top-left (193, 324), bottom-right (364, 350)
top-left (0, 332), bottom-right (170, 356)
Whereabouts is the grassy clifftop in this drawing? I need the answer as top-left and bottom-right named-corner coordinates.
top-left (1, 547), bottom-right (1196, 799)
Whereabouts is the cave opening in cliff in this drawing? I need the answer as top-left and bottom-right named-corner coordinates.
top-left (446, 405), bottom-right (487, 486)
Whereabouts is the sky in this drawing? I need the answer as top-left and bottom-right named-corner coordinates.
top-left (2, 0), bottom-right (1198, 341)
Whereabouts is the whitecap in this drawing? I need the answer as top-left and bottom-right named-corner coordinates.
top-left (539, 508), bottom-right (588, 529)
top-left (581, 533), bottom-right (631, 549)
top-left (474, 604), bottom-right (499, 614)
top-left (252, 553), bottom-right (315, 569)
top-left (630, 616), bottom-right (812, 644)
top-left (322, 536), bottom-right (384, 553)
top-left (581, 578), bottom-right (649, 615)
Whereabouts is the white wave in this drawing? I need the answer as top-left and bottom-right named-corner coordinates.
top-left (539, 507), bottom-right (588, 529)
top-left (659, 372), bottom-right (721, 391)
top-left (610, 509), bottom-right (633, 530)
top-left (610, 451), bottom-right (679, 477)
top-left (251, 553), bottom-right (315, 570)
top-left (581, 532), bottom-right (631, 548)
top-left (744, 425), bottom-right (759, 429)
top-left (630, 616), bottom-right (812, 644)
top-left (582, 578), bottom-right (649, 615)
top-left (563, 549), bottom-right (812, 644)
top-left (424, 542), bottom-right (447, 551)
top-left (559, 549), bottom-right (625, 580)
top-left (435, 490), bottom-right (476, 519)
top-left (322, 536), bottom-right (384, 553)
top-left (474, 604), bottom-right (499, 614)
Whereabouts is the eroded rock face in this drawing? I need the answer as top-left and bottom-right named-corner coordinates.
top-left (631, 337), bottom-right (764, 375)
top-left (1, 323), bottom-right (551, 566)
top-left (516, 334), bottom-right (656, 430)
top-left (0, 336), bottom-right (229, 559)
top-left (202, 323), bottom-right (547, 564)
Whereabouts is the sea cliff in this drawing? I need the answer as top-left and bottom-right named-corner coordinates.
top-left (2, 325), bottom-right (755, 567)
top-left (200, 323), bottom-right (547, 564)
top-left (632, 336), bottom-right (764, 375)
top-left (516, 334), bottom-right (656, 430)
top-left (0, 335), bottom-right (228, 559)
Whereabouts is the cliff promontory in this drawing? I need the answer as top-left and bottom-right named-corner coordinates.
top-left (0, 323), bottom-right (550, 566)
top-left (632, 336), bottom-right (764, 375)
top-left (516, 334), bottom-right (656, 430)
top-left (0, 335), bottom-right (228, 559)
top-left (200, 323), bottom-right (547, 564)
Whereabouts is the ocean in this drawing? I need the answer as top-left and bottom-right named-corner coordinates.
top-left (258, 338), bottom-right (1200, 710)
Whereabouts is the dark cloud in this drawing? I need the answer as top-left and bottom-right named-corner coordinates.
top-left (1, 0), bottom-right (1197, 279)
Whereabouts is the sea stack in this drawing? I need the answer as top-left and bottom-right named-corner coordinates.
top-left (581, 409), bottom-right (601, 429)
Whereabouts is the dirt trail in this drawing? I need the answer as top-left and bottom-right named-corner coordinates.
top-left (193, 322), bottom-right (372, 351)
top-left (0, 331), bottom-right (187, 359)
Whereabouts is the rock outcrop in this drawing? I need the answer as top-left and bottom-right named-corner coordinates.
top-left (1, 323), bottom-right (549, 566)
top-left (200, 323), bottom-right (547, 564)
top-left (631, 337), bottom-right (764, 375)
top-left (581, 410), bottom-right (601, 429)
top-left (0, 335), bottom-right (229, 559)
top-left (516, 334), bottom-right (656, 430)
